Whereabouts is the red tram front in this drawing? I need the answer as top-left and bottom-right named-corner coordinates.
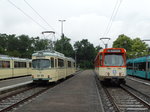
top-left (94, 48), bottom-right (126, 84)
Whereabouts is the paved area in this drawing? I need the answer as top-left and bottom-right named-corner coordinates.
top-left (0, 76), bottom-right (32, 88)
top-left (14, 70), bottom-right (103, 112)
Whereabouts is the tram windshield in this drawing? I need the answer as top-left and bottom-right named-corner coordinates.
top-left (104, 54), bottom-right (124, 66)
top-left (32, 59), bottom-right (51, 69)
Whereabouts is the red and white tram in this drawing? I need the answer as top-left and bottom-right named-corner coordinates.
top-left (94, 48), bottom-right (126, 84)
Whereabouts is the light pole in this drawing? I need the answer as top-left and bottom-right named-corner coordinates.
top-left (58, 20), bottom-right (66, 38)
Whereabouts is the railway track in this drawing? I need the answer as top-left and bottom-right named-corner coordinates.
top-left (103, 85), bottom-right (150, 112)
top-left (0, 84), bottom-right (53, 112)
top-left (94, 73), bottom-right (150, 112)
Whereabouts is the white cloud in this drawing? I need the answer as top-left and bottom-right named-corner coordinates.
top-left (0, 0), bottom-right (150, 48)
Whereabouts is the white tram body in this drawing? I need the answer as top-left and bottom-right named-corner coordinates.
top-left (94, 48), bottom-right (126, 83)
top-left (31, 49), bottom-right (76, 83)
top-left (0, 55), bottom-right (31, 79)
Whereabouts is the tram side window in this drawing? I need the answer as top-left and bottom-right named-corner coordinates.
top-left (68, 61), bottom-right (71, 67)
top-left (51, 58), bottom-right (54, 68)
top-left (55, 59), bottom-right (57, 68)
top-left (148, 62), bottom-right (150, 71)
top-left (29, 62), bottom-right (32, 68)
top-left (0, 61), bottom-right (10, 68)
top-left (135, 62), bottom-right (146, 71)
top-left (139, 62), bottom-right (146, 71)
top-left (58, 59), bottom-right (64, 68)
top-left (73, 62), bottom-right (75, 68)
top-left (14, 62), bottom-right (26, 68)
top-left (99, 54), bottom-right (102, 66)
top-left (127, 62), bottom-right (133, 69)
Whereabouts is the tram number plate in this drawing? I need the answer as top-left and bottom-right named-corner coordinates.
top-left (37, 74), bottom-right (44, 77)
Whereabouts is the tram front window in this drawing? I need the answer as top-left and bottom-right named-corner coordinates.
top-left (104, 54), bottom-right (124, 66)
top-left (32, 59), bottom-right (50, 69)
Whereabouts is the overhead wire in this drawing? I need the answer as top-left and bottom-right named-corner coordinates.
top-left (23, 0), bottom-right (55, 31)
top-left (103, 0), bottom-right (119, 36)
top-left (105, 0), bottom-right (122, 36)
top-left (23, 0), bottom-right (61, 38)
top-left (103, 0), bottom-right (123, 37)
top-left (7, 0), bottom-right (47, 30)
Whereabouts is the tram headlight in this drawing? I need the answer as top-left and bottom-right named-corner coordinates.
top-left (119, 72), bottom-right (124, 76)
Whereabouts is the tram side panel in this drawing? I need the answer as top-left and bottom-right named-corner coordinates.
top-left (66, 61), bottom-right (75, 77)
top-left (0, 59), bottom-right (13, 79)
top-left (13, 61), bottom-right (29, 77)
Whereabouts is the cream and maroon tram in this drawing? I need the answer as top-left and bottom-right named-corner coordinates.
top-left (94, 48), bottom-right (126, 84)
top-left (31, 49), bottom-right (76, 83)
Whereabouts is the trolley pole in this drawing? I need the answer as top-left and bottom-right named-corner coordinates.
top-left (100, 37), bottom-right (110, 48)
top-left (42, 31), bottom-right (55, 50)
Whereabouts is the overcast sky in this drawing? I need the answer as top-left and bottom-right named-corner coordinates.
top-left (0, 0), bottom-right (150, 48)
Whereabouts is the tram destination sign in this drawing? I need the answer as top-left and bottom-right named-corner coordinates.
top-left (107, 49), bottom-right (121, 52)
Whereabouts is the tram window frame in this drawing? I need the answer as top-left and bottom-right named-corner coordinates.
top-left (148, 62), bottom-right (150, 71)
top-left (127, 62), bottom-right (133, 69)
top-left (14, 61), bottom-right (27, 68)
top-left (29, 62), bottom-right (32, 68)
top-left (55, 59), bottom-right (57, 68)
top-left (0, 61), bottom-right (10, 68)
top-left (58, 59), bottom-right (64, 68)
top-left (134, 62), bottom-right (146, 71)
top-left (68, 61), bottom-right (71, 67)
top-left (73, 62), bottom-right (75, 68)
top-left (99, 54), bottom-right (103, 66)
top-left (51, 57), bottom-right (54, 68)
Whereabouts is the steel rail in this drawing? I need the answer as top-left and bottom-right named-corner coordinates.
top-left (0, 86), bottom-right (52, 112)
top-left (103, 87), bottom-right (121, 112)
top-left (120, 84), bottom-right (150, 109)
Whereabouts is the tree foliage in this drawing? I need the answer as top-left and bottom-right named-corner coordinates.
top-left (54, 36), bottom-right (74, 57)
top-left (74, 39), bottom-right (96, 69)
top-left (113, 34), bottom-right (149, 58)
top-left (3, 33), bottom-right (149, 69)
top-left (0, 34), bottom-right (49, 58)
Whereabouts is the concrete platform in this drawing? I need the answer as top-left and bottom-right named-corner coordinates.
top-left (0, 76), bottom-right (32, 93)
top-left (14, 70), bottom-right (104, 112)
top-left (0, 76), bottom-right (32, 88)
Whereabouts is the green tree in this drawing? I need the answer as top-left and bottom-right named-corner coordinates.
top-left (113, 34), bottom-right (133, 52)
top-left (130, 38), bottom-right (148, 58)
top-left (0, 34), bottom-right (8, 54)
top-left (74, 39), bottom-right (96, 69)
top-left (113, 34), bottom-right (149, 58)
top-left (95, 45), bottom-right (103, 53)
top-left (54, 36), bottom-right (74, 57)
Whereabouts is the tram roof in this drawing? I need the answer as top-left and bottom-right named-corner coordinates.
top-left (127, 57), bottom-right (147, 63)
top-left (0, 55), bottom-right (31, 61)
top-left (32, 49), bottom-right (64, 57)
top-left (32, 49), bottom-right (75, 61)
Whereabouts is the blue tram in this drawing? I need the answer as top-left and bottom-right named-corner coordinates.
top-left (127, 56), bottom-right (150, 80)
